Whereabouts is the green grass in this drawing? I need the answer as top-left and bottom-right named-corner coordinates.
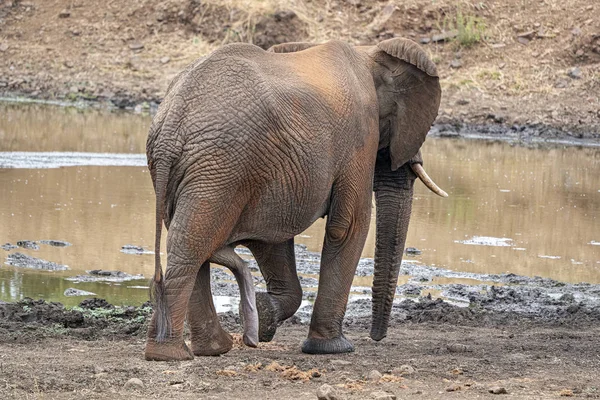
top-left (443, 10), bottom-right (487, 47)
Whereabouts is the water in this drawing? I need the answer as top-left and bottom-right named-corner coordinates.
top-left (1, 103), bottom-right (599, 306)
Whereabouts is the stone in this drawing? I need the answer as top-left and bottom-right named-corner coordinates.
top-left (554, 79), bottom-right (569, 88)
top-left (0, 43), bottom-right (9, 52)
top-left (368, 369), bottom-right (382, 381)
top-left (129, 42), bottom-right (144, 50)
top-left (450, 59), bottom-right (462, 69)
top-left (517, 30), bottom-right (535, 39)
top-left (446, 384), bottom-right (461, 392)
top-left (370, 391), bottom-right (396, 400)
top-left (431, 30), bottom-right (457, 42)
top-left (58, 9), bottom-right (71, 18)
top-left (516, 37), bottom-right (529, 45)
top-left (330, 359), bottom-right (352, 366)
top-left (567, 67), bottom-right (582, 79)
top-left (124, 378), bottom-right (144, 390)
top-left (64, 61), bottom-right (74, 68)
top-left (419, 37), bottom-right (431, 44)
top-left (491, 43), bottom-right (506, 48)
top-left (316, 384), bottom-right (339, 400)
top-left (160, 56), bottom-right (170, 64)
top-left (405, 247), bottom-right (422, 255)
top-left (489, 386), bottom-right (508, 394)
top-left (447, 343), bottom-right (469, 353)
top-left (64, 288), bottom-right (97, 297)
top-left (392, 365), bottom-right (416, 375)
top-left (17, 240), bottom-right (39, 250)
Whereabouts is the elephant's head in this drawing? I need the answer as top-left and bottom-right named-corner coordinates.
top-left (363, 38), bottom-right (445, 341)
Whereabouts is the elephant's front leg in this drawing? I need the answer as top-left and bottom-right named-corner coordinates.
top-left (187, 261), bottom-right (235, 356)
top-left (246, 239), bottom-right (302, 342)
top-left (302, 187), bottom-right (371, 354)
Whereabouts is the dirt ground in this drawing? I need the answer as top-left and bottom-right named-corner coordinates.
top-left (1, 298), bottom-right (599, 399)
top-left (0, 0), bottom-right (599, 138)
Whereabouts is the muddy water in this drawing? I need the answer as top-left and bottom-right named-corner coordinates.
top-left (1, 103), bottom-right (599, 306)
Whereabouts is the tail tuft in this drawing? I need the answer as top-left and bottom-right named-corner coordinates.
top-left (150, 277), bottom-right (171, 342)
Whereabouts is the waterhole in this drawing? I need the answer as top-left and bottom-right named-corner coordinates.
top-left (1, 103), bottom-right (599, 307)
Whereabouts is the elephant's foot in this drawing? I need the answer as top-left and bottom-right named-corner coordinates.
top-left (301, 334), bottom-right (355, 354)
top-left (145, 339), bottom-right (194, 361)
top-left (256, 292), bottom-right (280, 342)
top-left (190, 329), bottom-right (233, 356)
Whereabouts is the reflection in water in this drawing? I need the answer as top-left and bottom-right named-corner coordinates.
top-left (0, 102), bottom-right (150, 153)
top-left (1, 104), bottom-right (599, 305)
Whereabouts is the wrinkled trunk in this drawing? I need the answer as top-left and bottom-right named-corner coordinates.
top-left (371, 150), bottom-right (415, 341)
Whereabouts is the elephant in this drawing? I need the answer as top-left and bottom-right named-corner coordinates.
top-left (144, 37), bottom-right (446, 361)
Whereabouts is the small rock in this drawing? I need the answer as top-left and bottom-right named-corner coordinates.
top-left (64, 61), bottom-right (74, 68)
top-left (58, 9), bottom-right (71, 18)
top-left (405, 247), bottom-right (422, 255)
top-left (567, 67), bottom-right (582, 79)
top-left (124, 378), bottom-right (144, 390)
top-left (0, 43), bottom-right (9, 52)
top-left (370, 390), bottom-right (396, 400)
top-left (456, 99), bottom-right (470, 105)
top-left (392, 365), bottom-right (416, 375)
top-left (489, 386), bottom-right (508, 394)
top-left (69, 86), bottom-right (79, 93)
top-left (17, 240), bottom-right (39, 250)
top-left (64, 288), bottom-right (97, 297)
top-left (94, 365), bottom-right (105, 374)
top-left (450, 59), bottom-right (462, 69)
top-left (368, 369), bottom-right (382, 381)
top-left (447, 343), bottom-right (469, 353)
top-left (129, 42), bottom-right (144, 51)
top-left (560, 293), bottom-right (576, 302)
top-left (317, 384), bottom-right (339, 400)
top-left (431, 30), bottom-right (458, 42)
top-left (419, 37), bottom-right (431, 44)
top-left (498, 62), bottom-right (506, 69)
top-left (516, 37), bottom-right (530, 45)
top-left (559, 389), bottom-right (574, 397)
top-left (446, 384), bottom-right (461, 392)
top-left (517, 30), bottom-right (535, 39)
top-left (160, 56), bottom-right (170, 64)
top-left (1, 243), bottom-right (18, 251)
top-left (490, 43), bottom-right (506, 48)
top-left (554, 79), bottom-right (569, 89)
top-left (330, 359), bottom-right (352, 366)
top-left (571, 27), bottom-right (581, 36)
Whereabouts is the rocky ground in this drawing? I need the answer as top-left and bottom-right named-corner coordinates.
top-left (0, 0), bottom-right (599, 140)
top-left (1, 293), bottom-right (600, 399)
top-left (2, 243), bottom-right (600, 399)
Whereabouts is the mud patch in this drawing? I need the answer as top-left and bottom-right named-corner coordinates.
top-left (66, 270), bottom-right (145, 283)
top-left (4, 252), bottom-right (69, 271)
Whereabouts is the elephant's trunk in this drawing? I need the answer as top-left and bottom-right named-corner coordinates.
top-left (370, 151), bottom-right (415, 341)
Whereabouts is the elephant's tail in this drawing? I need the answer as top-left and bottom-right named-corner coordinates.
top-left (150, 160), bottom-right (171, 342)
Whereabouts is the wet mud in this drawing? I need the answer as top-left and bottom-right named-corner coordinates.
top-left (4, 252), bottom-right (69, 271)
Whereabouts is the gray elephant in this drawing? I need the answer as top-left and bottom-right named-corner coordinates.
top-left (145, 37), bottom-right (446, 361)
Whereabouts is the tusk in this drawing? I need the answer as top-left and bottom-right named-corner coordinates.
top-left (410, 163), bottom-right (448, 198)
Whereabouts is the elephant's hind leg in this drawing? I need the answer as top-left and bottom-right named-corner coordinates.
top-left (187, 261), bottom-right (235, 356)
top-left (207, 247), bottom-right (259, 348)
top-left (246, 239), bottom-right (302, 342)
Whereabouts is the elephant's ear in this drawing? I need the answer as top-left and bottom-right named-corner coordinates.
top-left (370, 38), bottom-right (441, 170)
top-left (267, 42), bottom-right (318, 53)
